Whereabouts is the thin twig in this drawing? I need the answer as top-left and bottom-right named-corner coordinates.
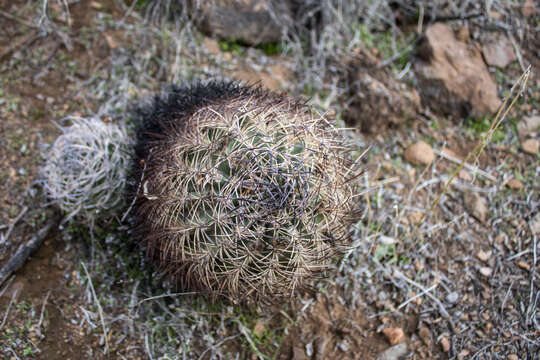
top-left (394, 270), bottom-right (450, 318)
top-left (0, 214), bottom-right (60, 288)
top-left (81, 262), bottom-right (110, 354)
top-left (433, 149), bottom-right (496, 182)
top-left (0, 289), bottom-right (18, 330)
top-left (0, 206), bottom-right (28, 246)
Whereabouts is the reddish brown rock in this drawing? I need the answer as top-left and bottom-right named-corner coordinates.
top-left (522, 139), bottom-right (539, 155)
top-left (382, 327), bottom-right (405, 345)
top-left (521, 0), bottom-right (536, 17)
top-left (415, 23), bottom-right (502, 119)
top-left (342, 49), bottom-right (420, 133)
top-left (506, 178), bottom-right (523, 190)
top-left (482, 35), bottom-right (516, 68)
top-left (404, 141), bottom-right (435, 166)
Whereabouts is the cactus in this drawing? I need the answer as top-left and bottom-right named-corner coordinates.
top-left (132, 81), bottom-right (358, 302)
top-left (41, 117), bottom-right (132, 223)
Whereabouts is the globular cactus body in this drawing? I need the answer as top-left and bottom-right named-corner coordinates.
top-left (41, 117), bottom-right (131, 223)
top-left (133, 81), bottom-right (357, 302)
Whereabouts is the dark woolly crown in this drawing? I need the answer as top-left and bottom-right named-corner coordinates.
top-left (131, 81), bottom-right (358, 303)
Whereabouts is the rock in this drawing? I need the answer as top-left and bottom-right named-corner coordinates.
top-left (446, 291), bottom-right (459, 304)
top-left (342, 49), bottom-right (420, 133)
top-left (517, 261), bottom-right (531, 271)
top-left (464, 193), bottom-right (488, 223)
top-left (376, 343), bottom-right (408, 360)
top-left (415, 23), bottom-right (501, 119)
top-left (440, 337), bottom-right (450, 352)
top-left (404, 141), bottom-right (435, 166)
top-left (292, 346), bottom-right (309, 360)
top-left (506, 178), bottom-right (523, 190)
top-left (479, 267), bottom-right (493, 277)
top-left (253, 320), bottom-right (265, 337)
top-left (521, 0), bottom-right (536, 17)
top-left (507, 354), bottom-right (519, 360)
top-left (418, 327), bottom-right (431, 347)
top-left (482, 35), bottom-right (516, 68)
top-left (202, 37), bottom-right (221, 56)
top-left (193, 0), bottom-right (292, 46)
top-left (522, 139), bottom-right (539, 155)
top-left (476, 250), bottom-right (490, 262)
top-left (234, 64), bottom-right (292, 92)
top-left (517, 115), bottom-right (540, 139)
top-left (382, 327), bottom-right (405, 345)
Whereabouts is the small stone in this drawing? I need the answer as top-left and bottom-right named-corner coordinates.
top-left (90, 1), bottom-right (103, 9)
top-left (382, 327), bottom-right (405, 345)
top-left (522, 139), bottom-right (539, 155)
top-left (446, 291), bottom-right (459, 304)
top-left (292, 346), bottom-right (309, 360)
top-left (418, 327), bottom-right (431, 347)
top-left (202, 37), bottom-right (221, 56)
top-left (521, 0), bottom-right (536, 17)
top-left (253, 321), bottom-right (265, 337)
top-left (479, 267), bottom-right (493, 277)
top-left (507, 355), bottom-right (518, 360)
top-left (440, 337), bottom-right (450, 352)
top-left (506, 178), bottom-right (523, 190)
top-left (464, 193), bottom-right (488, 223)
top-left (482, 36), bottom-right (516, 68)
top-left (404, 141), bottom-right (435, 166)
top-left (517, 261), bottom-right (531, 271)
top-left (476, 250), bottom-right (490, 262)
top-left (517, 115), bottom-right (540, 139)
top-left (376, 343), bottom-right (408, 360)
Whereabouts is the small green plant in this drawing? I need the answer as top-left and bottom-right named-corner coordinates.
top-left (218, 39), bottom-right (244, 55)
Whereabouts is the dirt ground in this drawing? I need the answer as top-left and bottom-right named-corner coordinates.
top-left (0, 0), bottom-right (538, 359)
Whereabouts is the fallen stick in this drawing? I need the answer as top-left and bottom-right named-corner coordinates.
top-left (0, 214), bottom-right (61, 288)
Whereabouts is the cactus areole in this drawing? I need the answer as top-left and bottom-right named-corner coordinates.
top-left (132, 81), bottom-right (358, 303)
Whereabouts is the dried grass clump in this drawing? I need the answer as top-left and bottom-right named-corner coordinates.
top-left (133, 81), bottom-right (358, 303)
top-left (41, 117), bottom-right (132, 223)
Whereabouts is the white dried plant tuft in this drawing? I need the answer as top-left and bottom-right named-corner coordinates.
top-left (41, 117), bottom-right (132, 223)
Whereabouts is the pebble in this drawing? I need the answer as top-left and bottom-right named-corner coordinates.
top-left (253, 320), bottom-right (265, 337)
top-left (517, 261), bottom-right (530, 271)
top-left (418, 326), bottom-right (431, 347)
top-left (464, 193), bottom-right (488, 223)
top-left (376, 343), bottom-right (408, 360)
top-left (517, 115), bottom-right (540, 139)
top-left (446, 291), bottom-right (459, 304)
top-left (506, 178), bottom-right (523, 190)
top-left (476, 250), bottom-right (490, 262)
top-left (522, 139), bottom-right (539, 155)
top-left (440, 337), bottom-right (450, 352)
top-left (507, 354), bottom-right (519, 360)
top-left (521, 0), bottom-right (536, 17)
top-left (479, 267), bottom-right (493, 277)
top-left (404, 141), bottom-right (435, 166)
top-left (382, 327), bottom-right (405, 345)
